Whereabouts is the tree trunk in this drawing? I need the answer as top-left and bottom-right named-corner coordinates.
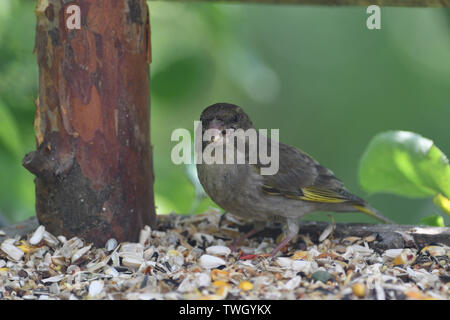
top-left (23, 0), bottom-right (156, 246)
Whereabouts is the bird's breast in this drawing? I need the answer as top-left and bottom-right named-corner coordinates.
top-left (197, 163), bottom-right (261, 211)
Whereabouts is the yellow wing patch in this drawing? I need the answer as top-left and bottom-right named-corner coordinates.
top-left (262, 185), bottom-right (349, 204)
top-left (299, 187), bottom-right (348, 204)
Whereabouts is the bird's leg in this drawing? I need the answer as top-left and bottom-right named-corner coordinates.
top-left (230, 222), bottom-right (265, 252)
top-left (269, 218), bottom-right (299, 257)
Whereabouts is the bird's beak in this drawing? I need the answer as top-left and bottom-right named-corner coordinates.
top-left (206, 118), bottom-right (226, 145)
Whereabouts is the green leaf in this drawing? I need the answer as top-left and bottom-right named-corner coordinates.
top-left (359, 131), bottom-right (450, 198)
top-left (0, 101), bottom-right (22, 159)
top-left (419, 215), bottom-right (444, 227)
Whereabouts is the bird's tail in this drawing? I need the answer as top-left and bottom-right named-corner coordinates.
top-left (352, 204), bottom-right (394, 224)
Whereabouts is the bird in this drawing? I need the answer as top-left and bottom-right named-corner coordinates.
top-left (196, 102), bottom-right (393, 257)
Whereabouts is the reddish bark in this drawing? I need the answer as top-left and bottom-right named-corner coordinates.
top-left (24, 0), bottom-right (155, 246)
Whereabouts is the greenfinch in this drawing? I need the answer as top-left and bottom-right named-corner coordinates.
top-left (196, 103), bottom-right (393, 257)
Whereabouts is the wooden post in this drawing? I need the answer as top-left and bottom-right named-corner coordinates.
top-left (23, 0), bottom-right (156, 246)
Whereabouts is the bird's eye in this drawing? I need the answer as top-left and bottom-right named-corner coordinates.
top-left (233, 114), bottom-right (239, 122)
top-left (221, 130), bottom-right (227, 135)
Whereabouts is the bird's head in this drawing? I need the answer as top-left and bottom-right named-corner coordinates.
top-left (200, 103), bottom-right (254, 134)
top-left (200, 103), bottom-right (254, 148)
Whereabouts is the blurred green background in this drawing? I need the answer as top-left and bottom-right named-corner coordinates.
top-left (0, 0), bottom-right (449, 226)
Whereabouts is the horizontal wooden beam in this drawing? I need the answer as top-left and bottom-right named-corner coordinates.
top-left (2, 216), bottom-right (449, 250)
top-left (150, 0), bottom-right (450, 7)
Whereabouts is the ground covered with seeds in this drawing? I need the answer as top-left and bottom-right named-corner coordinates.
top-left (0, 211), bottom-right (449, 300)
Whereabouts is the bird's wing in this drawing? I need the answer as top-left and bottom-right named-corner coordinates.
top-left (255, 141), bottom-right (394, 223)
top-left (256, 142), bottom-right (362, 204)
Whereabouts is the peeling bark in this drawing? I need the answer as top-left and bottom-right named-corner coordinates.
top-left (25, 0), bottom-right (155, 246)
